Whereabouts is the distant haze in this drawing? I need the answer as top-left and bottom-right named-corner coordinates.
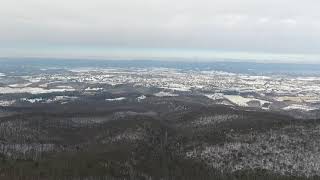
top-left (1, 0), bottom-right (320, 63)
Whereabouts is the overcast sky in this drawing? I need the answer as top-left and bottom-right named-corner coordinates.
top-left (1, 0), bottom-right (320, 63)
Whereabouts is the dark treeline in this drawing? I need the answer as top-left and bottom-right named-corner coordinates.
top-left (0, 96), bottom-right (319, 179)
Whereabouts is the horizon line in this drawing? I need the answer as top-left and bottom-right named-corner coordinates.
top-left (1, 56), bottom-right (320, 65)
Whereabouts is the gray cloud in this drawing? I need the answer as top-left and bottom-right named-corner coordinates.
top-left (1, 0), bottom-right (320, 61)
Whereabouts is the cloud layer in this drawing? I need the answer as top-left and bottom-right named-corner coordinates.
top-left (1, 0), bottom-right (320, 61)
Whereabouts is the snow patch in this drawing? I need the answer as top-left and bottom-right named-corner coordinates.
top-left (224, 95), bottom-right (270, 107)
top-left (0, 100), bottom-right (16, 106)
top-left (137, 95), bottom-right (146, 102)
top-left (205, 93), bottom-right (224, 100)
top-left (154, 91), bottom-right (178, 97)
top-left (0, 87), bottom-right (75, 94)
top-left (8, 83), bottom-right (32, 88)
top-left (53, 96), bottom-right (78, 101)
top-left (160, 84), bottom-right (190, 92)
top-left (21, 98), bottom-right (44, 103)
top-left (55, 85), bottom-right (74, 89)
top-left (85, 87), bottom-right (103, 91)
top-left (21, 96), bottom-right (78, 104)
top-left (106, 97), bottom-right (126, 101)
top-left (283, 104), bottom-right (317, 111)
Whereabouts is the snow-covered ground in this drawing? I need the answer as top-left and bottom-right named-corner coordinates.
top-left (137, 95), bottom-right (146, 102)
top-left (224, 95), bottom-right (270, 107)
top-left (0, 100), bottom-right (16, 106)
top-left (154, 91), bottom-right (178, 97)
top-left (21, 96), bottom-right (79, 104)
top-left (21, 98), bottom-right (44, 103)
top-left (204, 93), bottom-right (224, 100)
top-left (283, 104), bottom-right (317, 111)
top-left (0, 67), bottom-right (319, 112)
top-left (8, 83), bottom-right (32, 88)
top-left (160, 83), bottom-right (191, 92)
top-left (0, 87), bottom-right (75, 94)
top-left (106, 97), bottom-right (126, 101)
top-left (85, 87), bottom-right (103, 91)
